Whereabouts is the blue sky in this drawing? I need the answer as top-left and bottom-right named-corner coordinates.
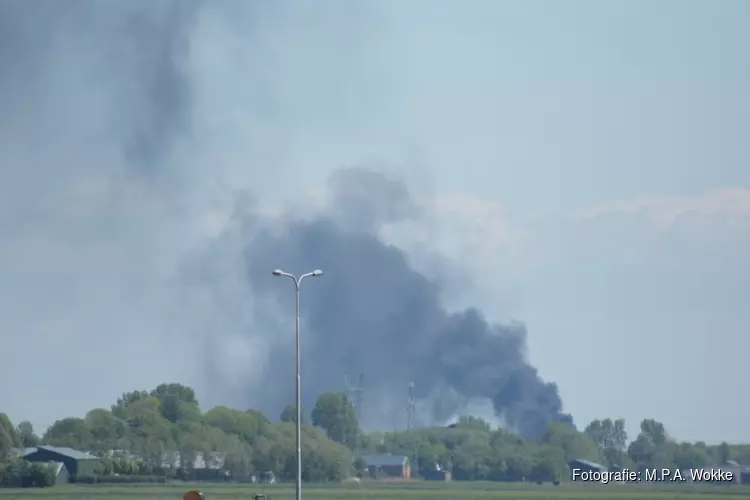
top-left (0, 0), bottom-right (748, 444)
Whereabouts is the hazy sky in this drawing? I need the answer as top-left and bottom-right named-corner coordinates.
top-left (1, 0), bottom-right (748, 444)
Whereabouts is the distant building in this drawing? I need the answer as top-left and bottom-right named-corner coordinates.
top-left (722, 461), bottom-right (750, 484)
top-left (362, 454), bottom-right (411, 479)
top-left (568, 459), bottom-right (607, 475)
top-left (160, 451), bottom-right (227, 480)
top-left (21, 446), bottom-right (100, 477)
top-left (50, 462), bottom-right (70, 485)
top-left (8, 451), bottom-right (70, 486)
top-left (160, 451), bottom-right (226, 470)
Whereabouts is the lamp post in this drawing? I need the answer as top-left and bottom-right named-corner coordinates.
top-left (272, 268), bottom-right (323, 500)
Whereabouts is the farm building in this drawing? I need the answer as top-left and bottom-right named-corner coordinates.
top-left (160, 451), bottom-right (228, 480)
top-left (50, 462), bottom-right (70, 485)
top-left (21, 446), bottom-right (99, 477)
top-left (362, 454), bottom-right (411, 479)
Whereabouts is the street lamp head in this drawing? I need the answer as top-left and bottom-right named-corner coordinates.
top-left (272, 269), bottom-right (284, 276)
top-left (311, 269), bottom-right (323, 277)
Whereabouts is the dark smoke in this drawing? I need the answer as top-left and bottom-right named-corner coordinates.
top-left (1, 1), bottom-right (571, 441)
top-left (203, 168), bottom-right (572, 440)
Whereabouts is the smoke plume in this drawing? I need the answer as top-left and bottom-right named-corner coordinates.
top-left (0, 1), bottom-right (570, 440)
top-left (189, 168), bottom-right (572, 439)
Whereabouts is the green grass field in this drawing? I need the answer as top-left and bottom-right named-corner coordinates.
top-left (1, 482), bottom-right (748, 500)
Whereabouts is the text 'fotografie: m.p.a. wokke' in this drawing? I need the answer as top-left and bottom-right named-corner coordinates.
top-left (572, 467), bottom-right (735, 484)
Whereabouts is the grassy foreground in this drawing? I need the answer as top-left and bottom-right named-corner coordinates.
top-left (0, 482), bottom-right (748, 500)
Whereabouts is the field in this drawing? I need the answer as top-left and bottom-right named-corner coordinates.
top-left (1, 482), bottom-right (748, 500)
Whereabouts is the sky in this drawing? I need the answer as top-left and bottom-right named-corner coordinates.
top-left (0, 0), bottom-right (748, 444)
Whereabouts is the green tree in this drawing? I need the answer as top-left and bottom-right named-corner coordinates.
top-left (415, 439), bottom-right (450, 475)
top-left (16, 421), bottom-right (39, 447)
top-left (13, 382), bottom-right (743, 485)
top-left (718, 441), bottom-right (731, 464)
top-left (0, 413), bottom-right (19, 456)
top-left (627, 419), bottom-right (675, 471)
top-left (111, 390), bottom-right (149, 419)
top-left (84, 409), bottom-right (128, 453)
top-left (43, 417), bottom-right (92, 449)
top-left (120, 396), bottom-right (173, 465)
top-left (311, 392), bottom-right (358, 449)
top-left (352, 456), bottom-right (366, 477)
top-left (584, 418), bottom-right (628, 467)
top-left (0, 428), bottom-right (13, 460)
top-left (122, 396), bottom-right (163, 431)
top-left (530, 444), bottom-right (568, 483)
top-left (455, 415), bottom-right (492, 432)
top-left (451, 433), bottom-right (493, 480)
top-left (202, 406), bottom-right (268, 444)
top-left (223, 435), bottom-right (254, 480)
top-left (543, 422), bottom-right (601, 463)
top-left (505, 449), bottom-right (534, 481)
top-left (26, 462), bottom-right (56, 487)
top-left (672, 442), bottom-right (709, 469)
top-left (175, 421), bottom-right (210, 471)
top-left (639, 418), bottom-right (667, 447)
top-left (280, 404), bottom-right (307, 424)
top-left (628, 433), bottom-right (656, 469)
top-left (150, 383), bottom-right (201, 424)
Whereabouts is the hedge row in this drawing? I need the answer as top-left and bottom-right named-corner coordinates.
top-left (71, 475), bottom-right (168, 484)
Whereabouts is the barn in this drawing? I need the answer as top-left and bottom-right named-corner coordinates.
top-left (362, 454), bottom-right (411, 479)
top-left (50, 462), bottom-right (70, 485)
top-left (22, 445), bottom-right (100, 477)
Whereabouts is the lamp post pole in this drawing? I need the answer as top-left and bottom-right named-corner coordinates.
top-left (272, 269), bottom-right (323, 500)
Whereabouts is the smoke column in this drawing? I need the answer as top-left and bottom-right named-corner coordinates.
top-left (0, 1), bottom-right (571, 440)
top-left (190, 168), bottom-right (572, 440)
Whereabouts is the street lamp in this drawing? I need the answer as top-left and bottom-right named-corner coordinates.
top-left (272, 268), bottom-right (323, 500)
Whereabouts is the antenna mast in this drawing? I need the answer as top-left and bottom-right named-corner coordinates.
top-left (407, 381), bottom-right (416, 431)
top-left (345, 373), bottom-right (364, 453)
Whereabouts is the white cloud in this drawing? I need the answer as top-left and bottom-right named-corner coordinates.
top-left (572, 188), bottom-right (750, 231)
top-left (195, 186), bottom-right (750, 278)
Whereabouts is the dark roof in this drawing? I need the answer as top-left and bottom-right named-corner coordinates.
top-left (25, 446), bottom-right (97, 460)
top-left (363, 454), bottom-right (409, 467)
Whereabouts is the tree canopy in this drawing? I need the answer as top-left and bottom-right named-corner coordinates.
top-left (2, 383), bottom-right (749, 486)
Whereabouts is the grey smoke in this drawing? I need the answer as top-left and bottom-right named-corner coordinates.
top-left (0, 1), bottom-right (571, 441)
top-left (194, 169), bottom-right (572, 440)
top-left (326, 167), bottom-right (419, 232)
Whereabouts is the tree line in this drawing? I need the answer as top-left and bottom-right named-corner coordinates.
top-left (1, 382), bottom-right (748, 486)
